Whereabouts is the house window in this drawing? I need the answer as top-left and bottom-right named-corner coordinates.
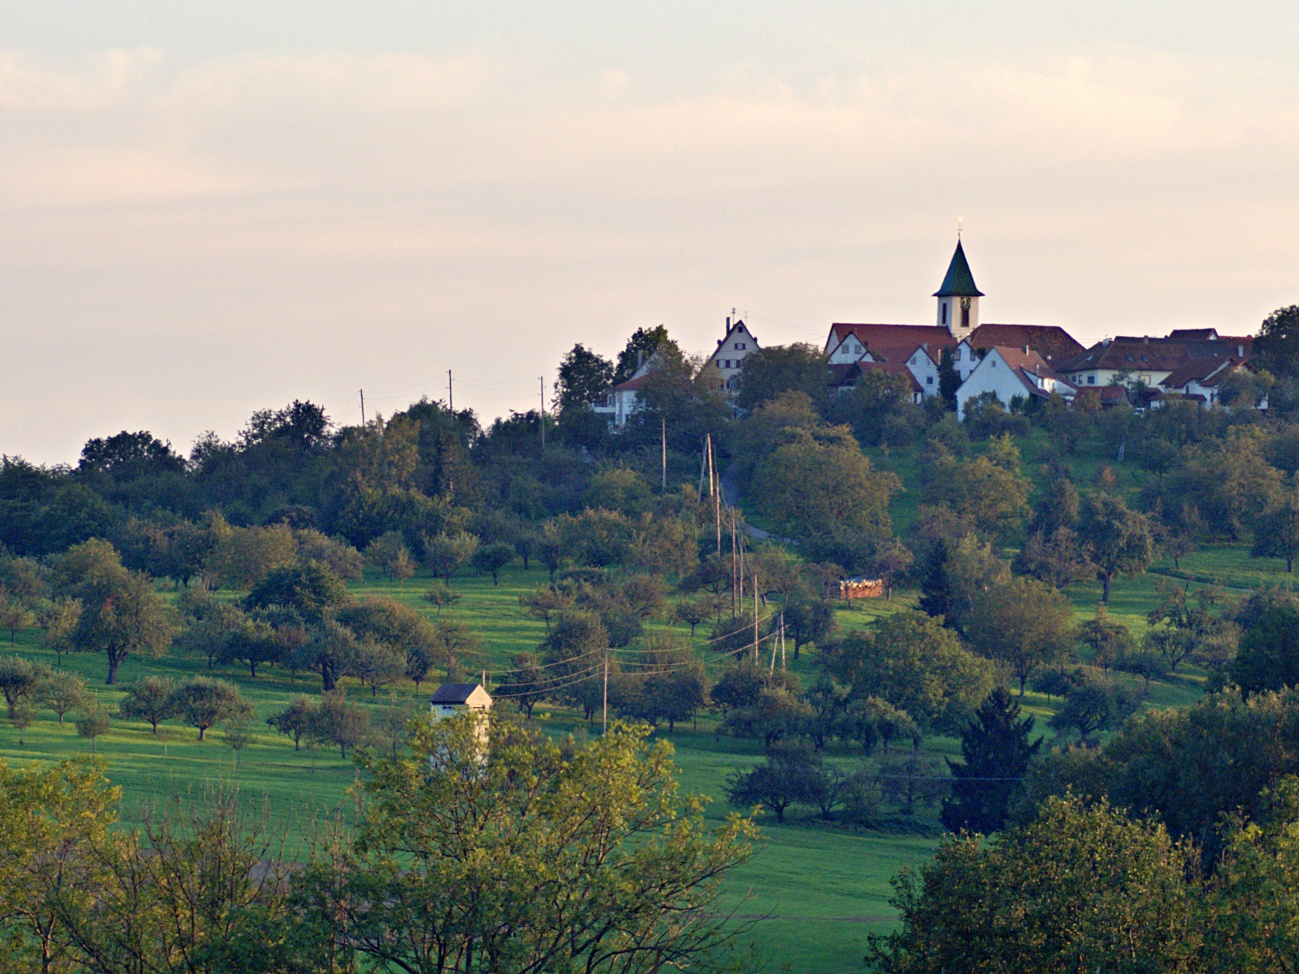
top-left (926, 376), bottom-right (934, 385)
top-left (715, 360), bottom-right (722, 368)
top-left (1088, 376), bottom-right (1095, 385)
top-left (990, 360), bottom-right (996, 368)
top-left (735, 342), bottom-right (746, 349)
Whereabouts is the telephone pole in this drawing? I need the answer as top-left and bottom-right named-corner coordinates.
top-left (602, 648), bottom-right (609, 736)
top-left (661, 417), bottom-right (667, 490)
top-left (539, 377), bottom-right (546, 451)
top-left (752, 574), bottom-right (759, 663)
top-left (447, 370), bottom-right (453, 413)
top-left (359, 389), bottom-right (366, 426)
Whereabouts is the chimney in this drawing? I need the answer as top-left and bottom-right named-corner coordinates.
top-left (1023, 345), bottom-right (1029, 355)
top-left (1143, 335), bottom-right (1149, 344)
top-left (1238, 344), bottom-right (1244, 357)
top-left (726, 315), bottom-right (731, 329)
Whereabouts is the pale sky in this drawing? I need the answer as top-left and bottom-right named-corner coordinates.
top-left (3, 2), bottom-right (1298, 464)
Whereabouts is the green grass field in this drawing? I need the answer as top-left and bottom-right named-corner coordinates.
top-left (0, 522), bottom-right (1286, 971)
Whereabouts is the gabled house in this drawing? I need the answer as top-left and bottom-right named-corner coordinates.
top-left (705, 317), bottom-right (760, 394)
top-left (592, 355), bottom-right (658, 428)
top-left (828, 359), bottom-right (924, 404)
top-left (956, 346), bottom-right (1076, 418)
top-left (1158, 357), bottom-right (1261, 408)
top-left (430, 683), bottom-right (493, 719)
top-left (1061, 338), bottom-right (1192, 389)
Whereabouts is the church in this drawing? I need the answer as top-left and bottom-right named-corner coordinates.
top-left (824, 241), bottom-right (1085, 414)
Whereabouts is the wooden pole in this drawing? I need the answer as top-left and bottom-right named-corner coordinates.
top-left (661, 416), bottom-right (667, 490)
top-left (602, 649), bottom-right (608, 736)
top-left (710, 437), bottom-right (721, 556)
top-left (448, 369), bottom-right (453, 413)
top-left (780, 613), bottom-right (786, 671)
top-left (752, 574), bottom-right (759, 663)
top-left (730, 511), bottom-right (738, 617)
top-left (359, 389), bottom-right (366, 426)
top-left (539, 377), bottom-right (546, 452)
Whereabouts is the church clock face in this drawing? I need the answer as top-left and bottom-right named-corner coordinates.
top-left (960, 297), bottom-right (971, 310)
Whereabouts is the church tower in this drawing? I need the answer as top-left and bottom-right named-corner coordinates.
top-left (934, 240), bottom-right (984, 340)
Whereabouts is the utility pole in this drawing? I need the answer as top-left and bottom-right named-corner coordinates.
top-left (661, 417), bottom-right (667, 490)
top-left (359, 389), bottom-right (366, 426)
top-left (710, 437), bottom-right (721, 556)
top-left (602, 648), bottom-right (609, 736)
top-left (447, 370), bottom-right (453, 413)
top-left (752, 574), bottom-right (759, 663)
top-left (780, 613), bottom-right (786, 671)
top-left (539, 377), bottom-right (546, 451)
top-left (730, 511), bottom-right (738, 617)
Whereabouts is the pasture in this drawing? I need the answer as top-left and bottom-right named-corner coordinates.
top-left (0, 540), bottom-right (1276, 972)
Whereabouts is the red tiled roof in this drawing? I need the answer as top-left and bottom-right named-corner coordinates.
top-left (610, 374), bottom-right (653, 393)
top-left (828, 323), bottom-right (959, 355)
top-left (966, 324), bottom-right (1085, 367)
top-left (1063, 340), bottom-right (1192, 373)
top-left (1162, 357), bottom-right (1234, 390)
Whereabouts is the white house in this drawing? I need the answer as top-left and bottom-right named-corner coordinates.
top-left (429, 682), bottom-right (493, 719)
top-left (592, 354), bottom-right (659, 428)
top-left (429, 683), bottom-right (493, 763)
top-left (705, 317), bottom-right (760, 394)
top-left (956, 346), bottom-right (1076, 418)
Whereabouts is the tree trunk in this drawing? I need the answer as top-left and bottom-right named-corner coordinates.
top-left (1101, 573), bottom-right (1112, 604)
top-left (320, 661), bottom-right (336, 692)
top-left (105, 650), bottom-right (124, 685)
top-left (198, 725), bottom-right (207, 740)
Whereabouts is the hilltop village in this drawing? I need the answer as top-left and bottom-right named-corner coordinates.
top-left (597, 240), bottom-right (1264, 425)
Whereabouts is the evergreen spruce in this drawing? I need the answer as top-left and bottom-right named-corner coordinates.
top-left (941, 686), bottom-right (1040, 834)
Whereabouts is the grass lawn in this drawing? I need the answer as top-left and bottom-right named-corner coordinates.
top-left (0, 533), bottom-right (1288, 972)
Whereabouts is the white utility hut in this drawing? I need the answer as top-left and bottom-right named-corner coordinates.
top-left (429, 682), bottom-right (493, 719)
top-left (429, 683), bottom-right (493, 763)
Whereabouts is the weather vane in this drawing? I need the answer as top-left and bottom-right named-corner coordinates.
top-left (957, 216), bottom-right (964, 239)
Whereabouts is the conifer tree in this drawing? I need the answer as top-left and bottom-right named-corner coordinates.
top-left (941, 686), bottom-right (1040, 834)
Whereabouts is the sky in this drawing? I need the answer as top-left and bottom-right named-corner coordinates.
top-left (3, 2), bottom-right (1298, 464)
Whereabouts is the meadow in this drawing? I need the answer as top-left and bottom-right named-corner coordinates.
top-left (2, 528), bottom-right (1270, 972)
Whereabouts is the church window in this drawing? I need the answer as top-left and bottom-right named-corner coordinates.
top-left (962, 306), bottom-right (970, 330)
top-left (942, 304), bottom-right (948, 325)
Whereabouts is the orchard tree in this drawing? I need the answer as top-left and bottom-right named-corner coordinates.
top-left (1076, 605), bottom-right (1134, 672)
top-left (1252, 489), bottom-right (1299, 572)
top-left (1078, 492), bottom-right (1154, 603)
top-left (266, 695), bottom-right (318, 751)
top-left (965, 577), bottom-right (1076, 696)
top-left (309, 688), bottom-right (371, 758)
top-left (825, 611), bottom-right (994, 733)
top-left (55, 540), bottom-right (174, 684)
top-left (0, 656), bottom-right (49, 720)
top-left (118, 676), bottom-right (179, 734)
top-left (168, 676), bottom-right (252, 741)
top-left (471, 541), bottom-right (514, 585)
top-left (422, 531), bottom-right (480, 584)
top-left (36, 670), bottom-right (89, 724)
top-left (244, 561), bottom-right (352, 623)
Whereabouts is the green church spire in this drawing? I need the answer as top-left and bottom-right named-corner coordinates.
top-left (934, 240), bottom-right (985, 298)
